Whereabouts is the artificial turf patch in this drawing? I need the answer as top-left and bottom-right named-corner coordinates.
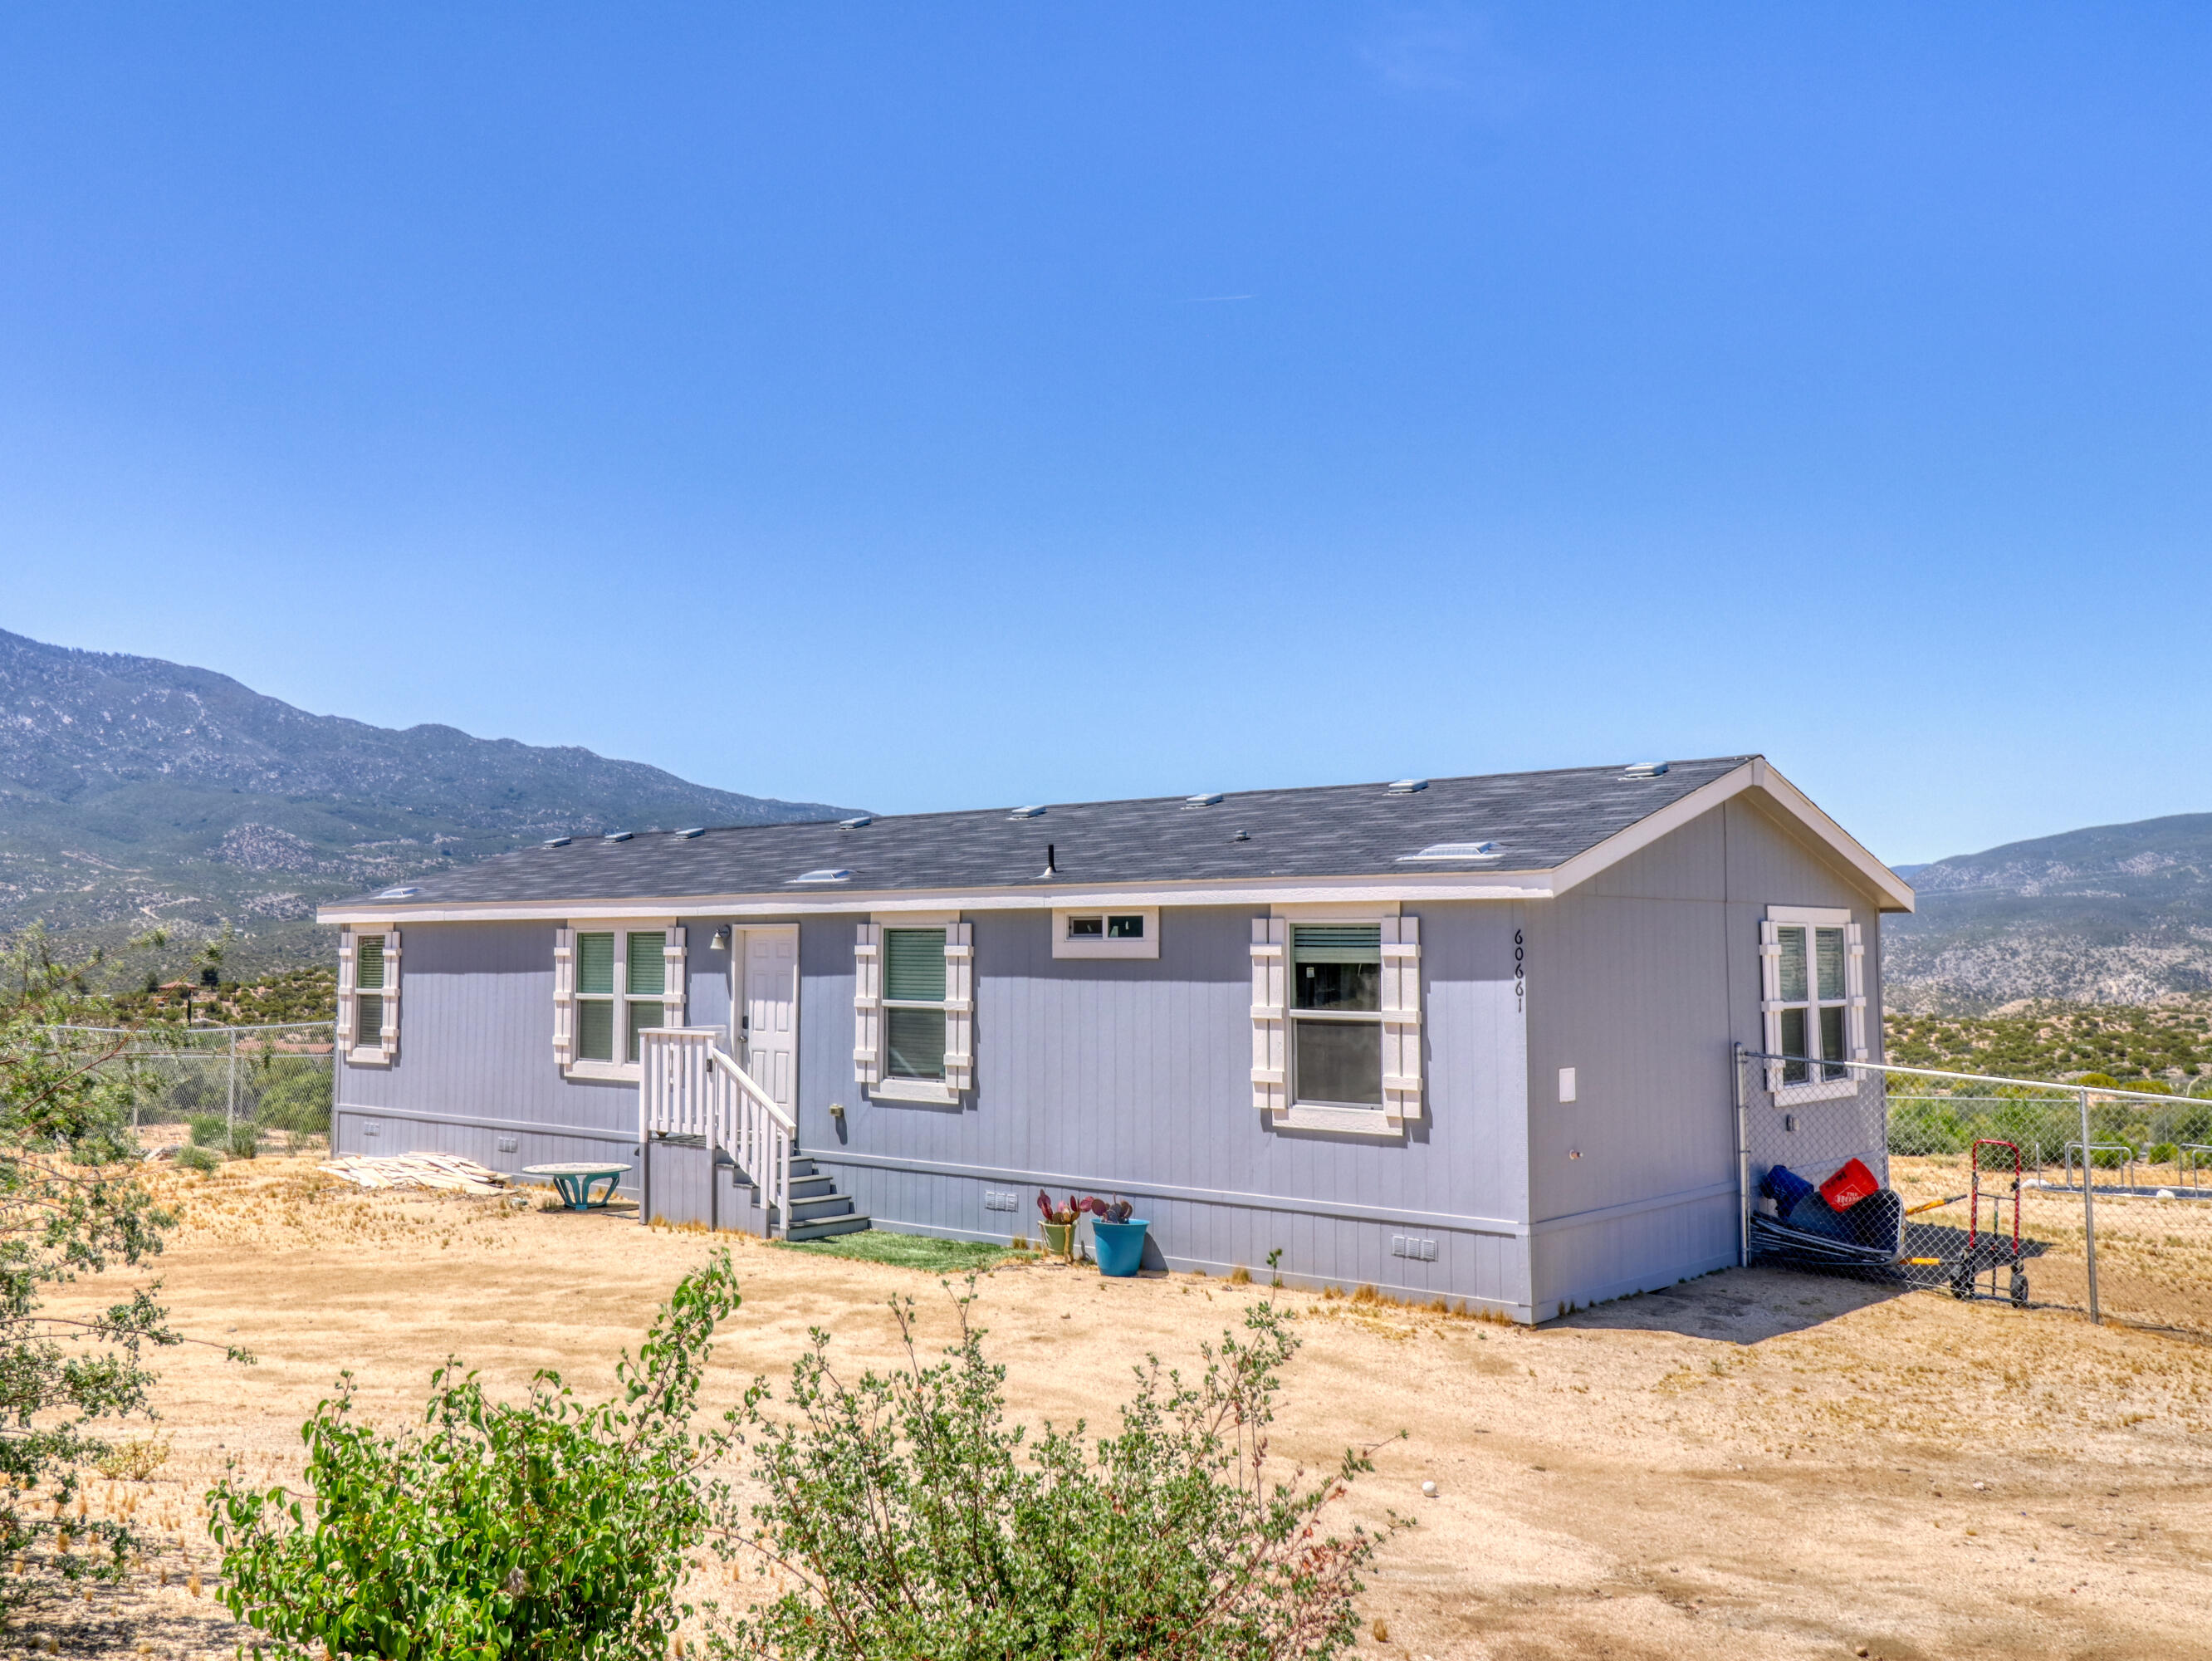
top-left (773, 1229), bottom-right (1028, 1273)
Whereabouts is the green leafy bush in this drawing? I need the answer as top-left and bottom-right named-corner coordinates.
top-left (176, 1144), bottom-right (219, 1175)
top-left (253, 1060), bottom-right (331, 1137)
top-left (226, 1121), bottom-right (262, 1160)
top-left (719, 1287), bottom-right (1395, 1661)
top-left (208, 1252), bottom-right (742, 1660)
top-left (0, 928), bottom-right (185, 1611)
top-left (186, 1112), bottom-right (227, 1148)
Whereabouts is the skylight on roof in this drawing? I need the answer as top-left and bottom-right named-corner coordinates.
top-left (541, 837), bottom-right (571, 848)
top-left (1008, 805), bottom-right (1045, 819)
top-left (1387, 778), bottom-right (1428, 795)
top-left (1398, 841), bottom-right (1499, 861)
top-left (1622, 762), bottom-right (1669, 778)
top-left (790, 868), bottom-right (851, 884)
top-left (604, 830), bottom-right (634, 842)
top-left (1184, 792), bottom-right (1223, 808)
top-left (839, 816), bottom-right (873, 830)
top-left (376, 885), bottom-right (423, 899)
top-left (678, 827), bottom-right (705, 839)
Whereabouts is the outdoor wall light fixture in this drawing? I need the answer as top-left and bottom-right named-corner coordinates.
top-left (710, 926), bottom-right (732, 951)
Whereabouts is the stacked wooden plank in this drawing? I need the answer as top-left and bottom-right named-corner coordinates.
top-left (319, 1154), bottom-right (511, 1196)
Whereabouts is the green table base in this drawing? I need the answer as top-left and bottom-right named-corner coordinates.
top-left (522, 1164), bottom-right (630, 1212)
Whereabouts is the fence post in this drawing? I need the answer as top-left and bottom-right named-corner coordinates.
top-left (2079, 1085), bottom-right (2101, 1325)
top-left (227, 1028), bottom-right (237, 1142)
top-left (1733, 1041), bottom-right (1750, 1268)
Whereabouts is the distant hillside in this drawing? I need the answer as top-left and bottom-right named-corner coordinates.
top-left (0, 628), bottom-right (854, 974)
top-left (1885, 813), bottom-right (2212, 1010)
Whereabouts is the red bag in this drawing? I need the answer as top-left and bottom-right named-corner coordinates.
top-left (1819, 1157), bottom-right (1881, 1211)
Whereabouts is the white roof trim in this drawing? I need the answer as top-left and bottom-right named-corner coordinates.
top-left (1544, 757), bottom-right (1915, 913)
top-left (317, 757), bottom-right (1911, 925)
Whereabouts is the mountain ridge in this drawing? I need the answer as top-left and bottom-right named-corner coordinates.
top-left (0, 627), bottom-right (855, 968)
top-left (1884, 812), bottom-right (2212, 1009)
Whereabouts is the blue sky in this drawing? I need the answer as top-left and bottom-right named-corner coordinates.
top-left (3, 5), bottom-right (2209, 864)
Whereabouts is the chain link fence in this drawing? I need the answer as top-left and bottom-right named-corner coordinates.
top-left (1739, 1046), bottom-right (2212, 1337)
top-left (52, 1023), bottom-right (335, 1157)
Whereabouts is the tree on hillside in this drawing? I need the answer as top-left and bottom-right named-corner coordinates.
top-left (0, 927), bottom-right (191, 1612)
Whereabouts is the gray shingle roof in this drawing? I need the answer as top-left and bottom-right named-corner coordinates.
top-left (333, 757), bottom-right (1755, 908)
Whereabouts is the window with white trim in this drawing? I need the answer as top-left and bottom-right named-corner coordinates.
top-left (1051, 906), bottom-right (1159, 959)
top-left (1760, 906), bottom-right (1866, 1102)
top-left (855, 916), bottom-right (971, 1102)
top-left (1251, 914), bottom-right (1422, 1134)
top-left (883, 928), bottom-right (948, 1080)
top-left (1291, 924), bottom-right (1383, 1108)
top-left (338, 926), bottom-right (399, 1066)
top-left (559, 924), bottom-right (686, 1078)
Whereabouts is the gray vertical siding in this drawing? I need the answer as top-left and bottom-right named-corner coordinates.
top-left (798, 904), bottom-right (1533, 1315)
top-left (1522, 795), bottom-right (1890, 1314)
top-left (335, 916), bottom-right (737, 1194)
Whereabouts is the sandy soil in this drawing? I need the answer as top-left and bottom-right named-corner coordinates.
top-left (17, 1155), bottom-right (2212, 1660)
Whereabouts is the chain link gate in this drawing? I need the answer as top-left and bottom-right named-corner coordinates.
top-left (1737, 1046), bottom-right (2212, 1339)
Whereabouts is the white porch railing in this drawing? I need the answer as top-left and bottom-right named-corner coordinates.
top-left (638, 1028), bottom-right (795, 1233)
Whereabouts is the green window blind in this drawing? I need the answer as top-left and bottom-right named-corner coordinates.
top-left (356, 936), bottom-right (385, 991)
top-left (1776, 927), bottom-right (1808, 1002)
top-left (577, 1000), bottom-right (614, 1063)
top-left (357, 993), bottom-right (384, 1043)
top-left (576, 933), bottom-right (615, 997)
top-left (627, 999), bottom-right (665, 1061)
top-left (1815, 927), bottom-right (1846, 1002)
top-left (1291, 924), bottom-right (1382, 965)
top-left (627, 930), bottom-right (666, 998)
top-left (883, 929), bottom-right (947, 1002)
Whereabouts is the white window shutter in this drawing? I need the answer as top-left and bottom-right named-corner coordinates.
top-left (1381, 916), bottom-right (1422, 1122)
top-left (663, 925), bottom-right (688, 1026)
top-left (552, 926), bottom-right (575, 1066)
top-left (1758, 919), bottom-right (1784, 1093)
top-left (854, 923), bottom-right (882, 1086)
top-left (944, 921), bottom-right (975, 1092)
top-left (380, 928), bottom-right (401, 1060)
top-left (1845, 920), bottom-right (1867, 1061)
top-left (335, 928), bottom-right (356, 1049)
top-left (1250, 918), bottom-right (1285, 1116)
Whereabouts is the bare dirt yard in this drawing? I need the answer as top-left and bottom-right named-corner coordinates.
top-left (19, 1154), bottom-right (2212, 1660)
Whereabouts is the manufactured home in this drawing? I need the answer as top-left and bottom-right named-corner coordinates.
top-left (318, 755), bottom-right (1913, 1321)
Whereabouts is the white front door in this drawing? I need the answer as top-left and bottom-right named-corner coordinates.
top-left (738, 925), bottom-right (800, 1111)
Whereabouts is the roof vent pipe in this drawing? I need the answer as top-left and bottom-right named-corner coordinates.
top-left (1038, 842), bottom-right (1056, 878)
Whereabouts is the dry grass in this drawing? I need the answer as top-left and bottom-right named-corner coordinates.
top-left (14, 1154), bottom-right (2212, 1659)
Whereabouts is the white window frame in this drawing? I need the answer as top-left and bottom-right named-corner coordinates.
top-left (560, 920), bottom-right (686, 1083)
top-left (862, 912), bottom-right (969, 1105)
top-left (1253, 907), bottom-right (1419, 1136)
top-left (1051, 906), bottom-right (1159, 960)
top-left (1760, 905), bottom-right (1865, 1104)
top-left (338, 925), bottom-right (399, 1068)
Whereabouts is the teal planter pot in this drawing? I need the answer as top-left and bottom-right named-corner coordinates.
top-left (1092, 1218), bottom-right (1149, 1277)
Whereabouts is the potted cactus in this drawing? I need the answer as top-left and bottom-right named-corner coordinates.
top-left (1035, 1191), bottom-right (1083, 1259)
top-left (1085, 1194), bottom-right (1147, 1277)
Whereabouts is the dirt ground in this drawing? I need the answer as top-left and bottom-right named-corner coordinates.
top-left (18, 1154), bottom-right (2212, 1660)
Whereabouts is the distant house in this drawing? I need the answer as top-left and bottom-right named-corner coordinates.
top-left (318, 755), bottom-right (1912, 1321)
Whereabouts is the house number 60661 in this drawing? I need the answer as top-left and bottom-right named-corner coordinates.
top-left (1514, 928), bottom-right (1525, 1013)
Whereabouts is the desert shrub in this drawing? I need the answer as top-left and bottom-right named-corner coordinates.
top-left (208, 1252), bottom-right (742, 1660)
top-left (186, 1113), bottom-right (228, 1149)
top-left (95, 1434), bottom-right (170, 1482)
top-left (718, 1287), bottom-right (1395, 1661)
top-left (0, 928), bottom-right (184, 1610)
top-left (2149, 1142), bottom-right (2180, 1166)
top-left (176, 1144), bottom-right (219, 1175)
top-left (226, 1121), bottom-right (262, 1160)
top-left (254, 1061), bottom-right (331, 1137)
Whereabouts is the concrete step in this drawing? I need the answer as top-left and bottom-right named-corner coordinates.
top-left (785, 1212), bottom-right (872, 1242)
